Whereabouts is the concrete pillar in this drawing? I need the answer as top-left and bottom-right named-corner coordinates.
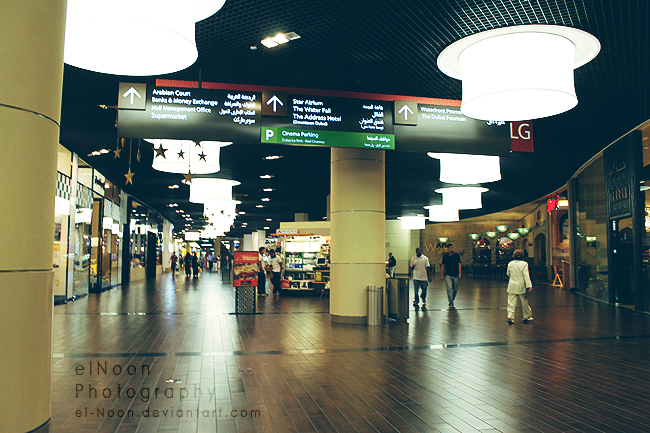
top-left (330, 148), bottom-right (386, 323)
top-left (0, 1), bottom-right (67, 431)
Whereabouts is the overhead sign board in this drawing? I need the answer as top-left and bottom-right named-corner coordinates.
top-left (117, 86), bottom-right (261, 142)
top-left (117, 81), bottom-right (513, 156)
top-left (263, 94), bottom-right (394, 134)
top-left (394, 104), bottom-right (511, 156)
top-left (262, 127), bottom-right (395, 150)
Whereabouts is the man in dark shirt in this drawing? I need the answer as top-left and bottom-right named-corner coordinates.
top-left (440, 243), bottom-right (462, 308)
top-left (387, 252), bottom-right (397, 277)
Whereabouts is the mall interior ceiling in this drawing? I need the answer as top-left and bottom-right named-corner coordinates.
top-left (59, 0), bottom-right (649, 239)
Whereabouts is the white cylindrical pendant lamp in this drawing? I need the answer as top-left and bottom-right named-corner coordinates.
top-left (428, 153), bottom-right (501, 184)
top-left (147, 140), bottom-right (231, 174)
top-left (398, 216), bottom-right (426, 230)
top-left (424, 205), bottom-right (459, 222)
top-left (437, 25), bottom-right (600, 121)
top-left (189, 178), bottom-right (240, 203)
top-left (64, 0), bottom-right (199, 76)
top-left (435, 187), bottom-right (488, 210)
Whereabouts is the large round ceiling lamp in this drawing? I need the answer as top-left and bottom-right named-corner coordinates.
top-left (424, 205), bottom-right (459, 222)
top-left (64, 0), bottom-right (203, 76)
top-left (437, 25), bottom-right (600, 121)
top-left (189, 178), bottom-right (240, 203)
top-left (428, 153), bottom-right (501, 185)
top-left (146, 140), bottom-right (231, 174)
top-left (435, 187), bottom-right (488, 210)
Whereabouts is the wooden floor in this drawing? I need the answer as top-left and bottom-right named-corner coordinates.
top-left (51, 272), bottom-right (650, 433)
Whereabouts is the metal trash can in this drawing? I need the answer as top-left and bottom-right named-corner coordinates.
top-left (367, 285), bottom-right (384, 326)
top-left (386, 278), bottom-right (409, 322)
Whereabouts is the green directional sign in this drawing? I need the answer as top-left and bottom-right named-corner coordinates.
top-left (262, 127), bottom-right (395, 150)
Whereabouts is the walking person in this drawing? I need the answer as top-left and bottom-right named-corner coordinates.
top-left (440, 243), bottom-right (462, 308)
top-left (268, 250), bottom-right (283, 297)
top-left (184, 252), bottom-right (192, 277)
top-left (192, 252), bottom-right (199, 278)
top-left (170, 252), bottom-right (178, 275)
top-left (387, 252), bottom-right (397, 278)
top-left (257, 246), bottom-right (267, 296)
top-left (506, 249), bottom-right (533, 324)
top-left (207, 252), bottom-right (214, 273)
top-left (410, 248), bottom-right (431, 310)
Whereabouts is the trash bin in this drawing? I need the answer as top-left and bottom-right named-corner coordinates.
top-left (386, 278), bottom-right (409, 322)
top-left (367, 285), bottom-right (384, 325)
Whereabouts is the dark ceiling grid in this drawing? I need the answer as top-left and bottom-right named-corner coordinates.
top-left (55, 0), bottom-right (650, 239)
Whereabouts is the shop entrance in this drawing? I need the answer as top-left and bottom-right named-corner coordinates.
top-left (612, 218), bottom-right (634, 306)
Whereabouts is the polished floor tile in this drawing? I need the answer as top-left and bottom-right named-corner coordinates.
top-left (51, 272), bottom-right (650, 432)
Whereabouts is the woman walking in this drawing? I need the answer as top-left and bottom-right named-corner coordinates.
top-left (506, 249), bottom-right (533, 325)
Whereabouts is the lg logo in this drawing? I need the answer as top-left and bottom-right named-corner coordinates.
top-left (510, 121), bottom-right (533, 152)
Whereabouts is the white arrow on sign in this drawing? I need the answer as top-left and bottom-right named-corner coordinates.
top-left (123, 87), bottom-right (142, 105)
top-left (398, 104), bottom-right (414, 121)
top-left (267, 95), bottom-right (284, 112)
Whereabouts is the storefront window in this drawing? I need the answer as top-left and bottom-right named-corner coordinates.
top-left (575, 155), bottom-right (609, 302)
top-left (73, 183), bottom-right (93, 296)
top-left (640, 125), bottom-right (650, 311)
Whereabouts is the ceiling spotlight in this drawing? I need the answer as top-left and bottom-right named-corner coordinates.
top-left (273, 33), bottom-right (289, 44)
top-left (263, 188), bottom-right (274, 192)
top-left (261, 198), bottom-right (270, 201)
top-left (266, 218), bottom-right (272, 221)
top-left (260, 175), bottom-right (273, 179)
top-left (265, 155), bottom-right (282, 160)
top-left (168, 185), bottom-right (179, 189)
top-left (261, 37), bottom-right (278, 48)
top-left (264, 227), bottom-right (270, 230)
top-left (261, 32), bottom-right (300, 49)
top-left (239, 211), bottom-right (245, 215)
top-left (256, 205), bottom-right (264, 208)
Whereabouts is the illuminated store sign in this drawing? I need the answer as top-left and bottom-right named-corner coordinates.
top-left (117, 86), bottom-right (261, 142)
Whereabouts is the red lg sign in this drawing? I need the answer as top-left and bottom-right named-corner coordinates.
top-left (510, 121), bottom-right (533, 152)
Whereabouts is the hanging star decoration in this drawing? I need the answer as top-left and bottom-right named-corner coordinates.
top-left (125, 139), bottom-right (135, 185)
top-left (114, 138), bottom-right (123, 158)
top-left (198, 151), bottom-right (207, 162)
top-left (183, 171), bottom-right (195, 183)
top-left (154, 143), bottom-right (167, 159)
top-left (194, 140), bottom-right (202, 147)
top-left (177, 148), bottom-right (185, 159)
top-left (124, 168), bottom-right (135, 185)
top-left (137, 140), bottom-right (141, 162)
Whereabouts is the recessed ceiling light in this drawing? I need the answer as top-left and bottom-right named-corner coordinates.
top-left (264, 227), bottom-right (270, 230)
top-left (239, 211), bottom-right (245, 215)
top-left (266, 218), bottom-right (272, 221)
top-left (260, 175), bottom-right (273, 179)
top-left (261, 198), bottom-right (270, 201)
top-left (263, 188), bottom-right (274, 192)
top-left (256, 205), bottom-right (264, 208)
top-left (250, 45), bottom-right (257, 50)
top-left (265, 155), bottom-right (282, 160)
top-left (273, 33), bottom-right (289, 44)
top-left (168, 185), bottom-right (179, 189)
top-left (261, 37), bottom-right (277, 48)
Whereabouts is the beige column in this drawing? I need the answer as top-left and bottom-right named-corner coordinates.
top-left (330, 148), bottom-right (386, 323)
top-left (0, 1), bottom-right (67, 432)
